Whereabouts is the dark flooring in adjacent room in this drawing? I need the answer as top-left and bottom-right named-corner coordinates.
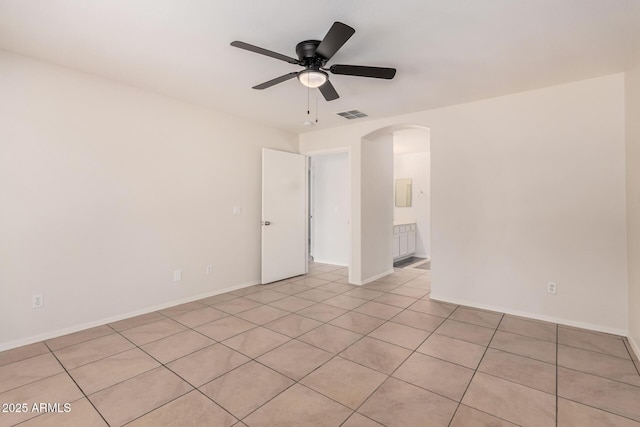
top-left (393, 257), bottom-right (428, 269)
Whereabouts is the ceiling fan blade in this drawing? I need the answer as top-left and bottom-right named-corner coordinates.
top-left (329, 64), bottom-right (396, 79)
top-left (315, 22), bottom-right (355, 60)
top-left (319, 80), bottom-right (339, 101)
top-left (252, 72), bottom-right (299, 90)
top-left (231, 41), bottom-right (299, 64)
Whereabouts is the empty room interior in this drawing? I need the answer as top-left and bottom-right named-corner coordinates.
top-left (1, 1), bottom-right (640, 426)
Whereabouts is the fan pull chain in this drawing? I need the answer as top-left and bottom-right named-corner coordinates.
top-left (307, 84), bottom-right (310, 116)
top-left (315, 88), bottom-right (318, 123)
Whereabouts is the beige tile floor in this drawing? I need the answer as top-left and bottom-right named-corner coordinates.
top-left (1, 263), bottom-right (640, 426)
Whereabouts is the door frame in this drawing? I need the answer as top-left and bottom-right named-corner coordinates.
top-left (306, 147), bottom-right (351, 275)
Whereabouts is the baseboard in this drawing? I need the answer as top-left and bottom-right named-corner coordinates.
top-left (0, 280), bottom-right (260, 352)
top-left (311, 259), bottom-right (348, 267)
top-left (628, 335), bottom-right (640, 361)
top-left (430, 293), bottom-right (629, 337)
top-left (354, 269), bottom-right (395, 286)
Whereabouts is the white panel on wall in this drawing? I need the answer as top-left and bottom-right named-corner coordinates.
top-left (311, 152), bottom-right (349, 266)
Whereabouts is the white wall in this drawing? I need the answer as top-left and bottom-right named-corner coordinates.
top-left (300, 74), bottom-right (628, 334)
top-left (361, 133), bottom-right (394, 281)
top-left (626, 56), bottom-right (640, 356)
top-left (311, 153), bottom-right (349, 266)
top-left (394, 151), bottom-right (431, 258)
top-left (0, 51), bottom-right (298, 350)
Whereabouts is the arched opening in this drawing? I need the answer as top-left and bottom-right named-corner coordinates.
top-left (392, 128), bottom-right (431, 269)
top-left (355, 124), bottom-right (430, 284)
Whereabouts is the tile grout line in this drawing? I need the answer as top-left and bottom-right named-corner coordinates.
top-left (558, 365), bottom-right (640, 390)
top-left (623, 337), bottom-right (640, 376)
top-left (447, 312), bottom-right (505, 427)
top-left (228, 271), bottom-right (431, 424)
top-left (13, 266), bottom-right (625, 427)
top-left (286, 343), bottom-right (389, 424)
top-left (308, 266), bottom-right (640, 424)
top-left (97, 300), bottom-right (298, 424)
top-left (0, 267), bottom-right (413, 424)
top-left (201, 269), bottom-right (372, 424)
top-left (41, 341), bottom-right (111, 427)
top-left (557, 396), bottom-right (640, 424)
top-left (0, 328), bottom-right (125, 397)
top-left (481, 340), bottom-right (556, 367)
top-left (558, 324), bottom-right (628, 339)
top-left (0, 349), bottom-right (52, 370)
top-left (44, 329), bottom-right (117, 353)
top-left (37, 327), bottom-right (129, 372)
top-left (493, 327), bottom-right (557, 345)
top-left (552, 328), bottom-right (640, 422)
top-left (1, 268), bottom-right (420, 425)
top-left (112, 324), bottom-right (242, 425)
top-left (341, 295), bottom-right (460, 424)
top-left (555, 329), bottom-right (640, 424)
top-left (226, 270), bottom-right (430, 423)
top-left (338, 413), bottom-right (383, 427)
top-left (114, 276), bottom-right (367, 425)
top-left (235, 355), bottom-right (348, 423)
top-left (55, 267), bottom-right (640, 424)
top-left (264, 277), bottom-right (422, 343)
top-left (558, 341), bottom-right (636, 361)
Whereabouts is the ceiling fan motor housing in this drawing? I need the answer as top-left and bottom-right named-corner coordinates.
top-left (296, 40), bottom-right (326, 69)
top-left (231, 21), bottom-right (395, 101)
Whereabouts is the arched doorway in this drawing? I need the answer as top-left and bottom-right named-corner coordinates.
top-left (355, 124), bottom-right (430, 284)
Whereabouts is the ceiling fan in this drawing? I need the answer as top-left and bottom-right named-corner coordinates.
top-left (231, 22), bottom-right (396, 101)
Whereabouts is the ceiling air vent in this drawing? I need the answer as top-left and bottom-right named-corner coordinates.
top-left (337, 110), bottom-right (368, 120)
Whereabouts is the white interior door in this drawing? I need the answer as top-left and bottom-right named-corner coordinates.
top-left (262, 148), bottom-right (307, 284)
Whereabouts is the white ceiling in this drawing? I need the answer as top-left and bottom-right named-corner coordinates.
top-left (1, 0), bottom-right (639, 133)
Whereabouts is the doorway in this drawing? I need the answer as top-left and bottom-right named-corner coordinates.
top-left (309, 151), bottom-right (350, 267)
top-left (392, 128), bottom-right (431, 270)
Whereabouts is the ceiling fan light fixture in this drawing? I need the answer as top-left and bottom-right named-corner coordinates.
top-left (232, 21), bottom-right (396, 102)
top-left (298, 70), bottom-right (328, 88)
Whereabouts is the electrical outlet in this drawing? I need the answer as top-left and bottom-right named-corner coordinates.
top-left (233, 206), bottom-right (242, 215)
top-left (32, 294), bottom-right (44, 309)
top-left (173, 269), bottom-right (182, 282)
top-left (547, 282), bottom-right (557, 295)
top-left (206, 264), bottom-right (213, 275)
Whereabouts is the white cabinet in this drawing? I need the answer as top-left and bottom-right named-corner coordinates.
top-left (408, 230), bottom-right (416, 253)
top-left (399, 232), bottom-right (408, 255)
top-left (393, 222), bottom-right (416, 260)
top-left (393, 234), bottom-right (400, 258)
